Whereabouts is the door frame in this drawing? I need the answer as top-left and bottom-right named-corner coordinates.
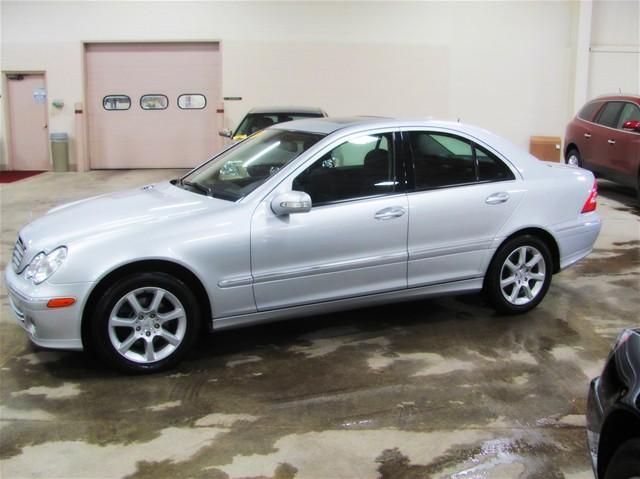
top-left (2, 71), bottom-right (51, 171)
top-left (81, 40), bottom-right (223, 171)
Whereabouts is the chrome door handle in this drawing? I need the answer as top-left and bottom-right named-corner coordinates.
top-left (608, 139), bottom-right (616, 145)
top-left (584, 133), bottom-right (592, 138)
top-left (374, 206), bottom-right (406, 221)
top-left (485, 192), bottom-right (510, 205)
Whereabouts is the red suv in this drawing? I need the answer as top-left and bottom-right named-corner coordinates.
top-left (565, 95), bottom-right (640, 200)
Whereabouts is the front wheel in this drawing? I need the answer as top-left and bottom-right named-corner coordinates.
top-left (90, 272), bottom-right (201, 373)
top-left (483, 235), bottom-right (553, 314)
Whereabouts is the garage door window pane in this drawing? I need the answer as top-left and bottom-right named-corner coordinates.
top-left (409, 132), bottom-right (475, 189)
top-left (140, 95), bottom-right (168, 110)
top-left (293, 133), bottom-right (395, 205)
top-left (178, 94), bottom-right (206, 110)
top-left (103, 95), bottom-right (131, 110)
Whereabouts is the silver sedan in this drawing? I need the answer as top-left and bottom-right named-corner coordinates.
top-left (5, 117), bottom-right (602, 373)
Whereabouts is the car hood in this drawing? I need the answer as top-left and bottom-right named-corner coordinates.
top-left (19, 181), bottom-right (231, 257)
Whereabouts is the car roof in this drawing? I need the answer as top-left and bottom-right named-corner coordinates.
top-left (592, 94), bottom-right (640, 105)
top-left (274, 116), bottom-right (542, 169)
top-left (248, 106), bottom-right (326, 115)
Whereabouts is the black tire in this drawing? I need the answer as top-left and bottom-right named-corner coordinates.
top-left (89, 272), bottom-right (202, 374)
top-left (604, 438), bottom-right (640, 479)
top-left (566, 148), bottom-right (582, 168)
top-left (483, 234), bottom-right (553, 314)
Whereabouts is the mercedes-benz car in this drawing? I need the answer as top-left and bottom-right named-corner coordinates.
top-left (587, 328), bottom-right (640, 479)
top-left (6, 117), bottom-right (601, 373)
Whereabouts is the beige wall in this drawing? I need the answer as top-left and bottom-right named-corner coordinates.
top-left (0, 1), bottom-right (608, 170)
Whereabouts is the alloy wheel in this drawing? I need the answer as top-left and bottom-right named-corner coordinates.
top-left (499, 246), bottom-right (547, 306)
top-left (108, 287), bottom-right (187, 364)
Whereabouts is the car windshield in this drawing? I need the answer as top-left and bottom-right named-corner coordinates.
top-left (180, 129), bottom-right (325, 201)
top-left (233, 113), bottom-right (323, 139)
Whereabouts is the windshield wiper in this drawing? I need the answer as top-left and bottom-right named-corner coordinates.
top-left (181, 180), bottom-right (214, 197)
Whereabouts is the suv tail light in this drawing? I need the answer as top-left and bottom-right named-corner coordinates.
top-left (581, 180), bottom-right (598, 213)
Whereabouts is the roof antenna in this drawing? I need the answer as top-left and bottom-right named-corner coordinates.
top-left (619, 87), bottom-right (622, 94)
top-left (457, 118), bottom-right (461, 123)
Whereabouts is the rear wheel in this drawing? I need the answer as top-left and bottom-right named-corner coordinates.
top-left (604, 438), bottom-right (640, 479)
top-left (90, 272), bottom-right (201, 373)
top-left (483, 235), bottom-right (553, 314)
top-left (566, 148), bottom-right (582, 167)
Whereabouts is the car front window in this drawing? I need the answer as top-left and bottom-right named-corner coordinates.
top-left (181, 129), bottom-right (325, 201)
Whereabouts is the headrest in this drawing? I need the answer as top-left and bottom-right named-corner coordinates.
top-left (364, 149), bottom-right (388, 168)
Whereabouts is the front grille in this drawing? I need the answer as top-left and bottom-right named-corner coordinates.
top-left (12, 236), bottom-right (26, 272)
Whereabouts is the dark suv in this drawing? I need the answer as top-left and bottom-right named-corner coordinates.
top-left (564, 95), bottom-right (640, 199)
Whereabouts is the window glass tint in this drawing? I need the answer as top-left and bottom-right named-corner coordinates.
top-left (184, 129), bottom-right (324, 201)
top-left (140, 94), bottom-right (168, 110)
top-left (293, 133), bottom-right (395, 205)
top-left (103, 95), bottom-right (131, 110)
top-left (178, 94), bottom-right (206, 110)
top-left (616, 103), bottom-right (640, 128)
top-left (409, 132), bottom-right (475, 189)
top-left (476, 145), bottom-right (515, 182)
top-left (595, 102), bottom-right (624, 127)
top-left (577, 101), bottom-right (602, 121)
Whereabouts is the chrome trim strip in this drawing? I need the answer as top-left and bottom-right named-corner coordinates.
top-left (253, 251), bottom-right (408, 284)
top-left (218, 276), bottom-right (254, 288)
top-left (409, 239), bottom-right (493, 261)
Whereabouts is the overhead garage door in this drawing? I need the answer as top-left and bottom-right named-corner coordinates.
top-left (86, 43), bottom-right (222, 169)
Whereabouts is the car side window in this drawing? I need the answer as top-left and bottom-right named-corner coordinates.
top-left (476, 144), bottom-right (515, 182)
top-left (409, 132), bottom-right (475, 189)
top-left (616, 103), bottom-right (640, 129)
top-left (595, 102), bottom-right (624, 128)
top-left (293, 133), bottom-right (395, 205)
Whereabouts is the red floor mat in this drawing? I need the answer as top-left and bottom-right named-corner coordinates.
top-left (0, 171), bottom-right (44, 183)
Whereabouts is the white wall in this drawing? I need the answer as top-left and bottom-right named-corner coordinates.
top-left (588, 0), bottom-right (640, 99)
top-left (1, 1), bottom-right (584, 169)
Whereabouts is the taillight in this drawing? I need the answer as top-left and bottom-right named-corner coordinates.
top-left (581, 180), bottom-right (597, 213)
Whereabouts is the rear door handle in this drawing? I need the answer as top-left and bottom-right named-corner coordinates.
top-left (584, 133), bottom-right (592, 138)
top-left (608, 139), bottom-right (616, 145)
top-left (485, 192), bottom-right (510, 205)
top-left (374, 206), bottom-right (406, 220)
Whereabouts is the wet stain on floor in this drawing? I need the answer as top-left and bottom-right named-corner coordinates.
top-left (1, 171), bottom-right (639, 478)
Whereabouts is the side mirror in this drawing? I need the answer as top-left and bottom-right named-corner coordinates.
top-left (622, 120), bottom-right (640, 133)
top-left (271, 191), bottom-right (312, 216)
top-left (218, 128), bottom-right (233, 138)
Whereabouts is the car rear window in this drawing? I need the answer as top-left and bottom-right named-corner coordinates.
top-left (577, 101), bottom-right (603, 121)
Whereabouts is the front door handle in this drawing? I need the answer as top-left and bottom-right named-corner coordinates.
top-left (485, 192), bottom-right (510, 205)
top-left (584, 133), bottom-right (592, 138)
top-left (607, 139), bottom-right (616, 145)
top-left (374, 206), bottom-right (406, 221)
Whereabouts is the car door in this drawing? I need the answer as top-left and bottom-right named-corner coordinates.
top-left (403, 129), bottom-right (524, 287)
top-left (591, 101), bottom-right (625, 172)
top-left (250, 130), bottom-right (408, 311)
top-left (611, 102), bottom-right (640, 180)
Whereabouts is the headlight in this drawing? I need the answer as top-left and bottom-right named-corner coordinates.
top-left (24, 247), bottom-right (67, 285)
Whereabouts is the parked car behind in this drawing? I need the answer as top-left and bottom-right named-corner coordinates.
top-left (6, 118), bottom-right (601, 373)
top-left (587, 328), bottom-right (640, 479)
top-left (219, 106), bottom-right (328, 142)
top-left (565, 94), bottom-right (640, 200)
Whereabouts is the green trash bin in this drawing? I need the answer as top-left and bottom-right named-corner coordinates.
top-left (50, 132), bottom-right (69, 172)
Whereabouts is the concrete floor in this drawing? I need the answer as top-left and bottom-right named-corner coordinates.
top-left (0, 170), bottom-right (638, 479)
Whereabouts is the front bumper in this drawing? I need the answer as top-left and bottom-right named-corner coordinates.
top-left (587, 377), bottom-right (604, 478)
top-left (4, 265), bottom-right (94, 350)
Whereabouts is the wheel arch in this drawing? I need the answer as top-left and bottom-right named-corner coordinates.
top-left (597, 407), bottom-right (640, 479)
top-left (565, 142), bottom-right (579, 160)
top-left (493, 227), bottom-right (561, 274)
top-left (81, 259), bottom-right (213, 349)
